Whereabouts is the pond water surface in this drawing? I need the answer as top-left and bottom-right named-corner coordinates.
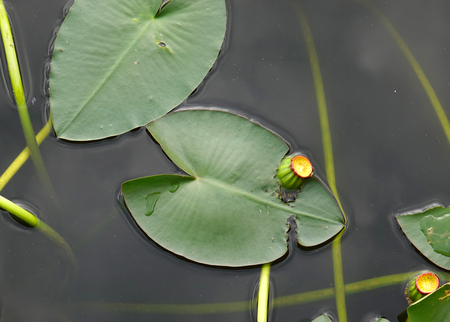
top-left (1, 0), bottom-right (450, 321)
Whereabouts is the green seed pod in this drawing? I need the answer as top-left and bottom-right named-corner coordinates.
top-left (406, 271), bottom-right (440, 304)
top-left (276, 155), bottom-right (313, 190)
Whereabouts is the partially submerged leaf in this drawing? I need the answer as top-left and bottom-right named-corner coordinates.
top-left (311, 315), bottom-right (333, 322)
top-left (397, 206), bottom-right (450, 270)
top-left (50, 0), bottom-right (226, 141)
top-left (407, 283), bottom-right (450, 322)
top-left (122, 109), bottom-right (345, 266)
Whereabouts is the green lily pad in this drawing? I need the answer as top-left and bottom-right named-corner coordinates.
top-left (420, 214), bottom-right (450, 257)
top-left (50, 0), bottom-right (226, 141)
top-left (397, 206), bottom-right (450, 270)
top-left (122, 109), bottom-right (345, 266)
top-left (407, 283), bottom-right (450, 322)
top-left (311, 315), bottom-right (332, 322)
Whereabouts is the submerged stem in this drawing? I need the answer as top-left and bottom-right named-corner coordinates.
top-left (0, 194), bottom-right (77, 272)
top-left (296, 4), bottom-right (348, 322)
top-left (73, 271), bottom-right (430, 315)
top-left (332, 230), bottom-right (346, 322)
top-left (37, 221), bottom-right (78, 274)
top-left (273, 271), bottom-right (417, 308)
top-left (295, 4), bottom-right (343, 212)
top-left (0, 1), bottom-right (55, 197)
top-left (257, 263), bottom-right (271, 322)
top-left (359, 0), bottom-right (450, 148)
top-left (0, 118), bottom-right (52, 192)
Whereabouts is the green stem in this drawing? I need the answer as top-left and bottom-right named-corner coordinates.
top-left (0, 194), bottom-right (39, 226)
top-left (0, 118), bottom-right (52, 192)
top-left (273, 271), bottom-right (415, 308)
top-left (74, 271), bottom-right (430, 315)
top-left (0, 194), bottom-right (77, 273)
top-left (37, 221), bottom-right (78, 274)
top-left (295, 4), bottom-right (344, 214)
top-left (358, 0), bottom-right (450, 147)
top-left (332, 230), bottom-right (346, 321)
top-left (296, 5), bottom-right (348, 322)
top-left (74, 300), bottom-right (254, 315)
top-left (73, 209), bottom-right (119, 251)
top-left (257, 263), bottom-right (271, 322)
top-left (0, 120), bottom-right (77, 273)
top-left (0, 1), bottom-right (55, 197)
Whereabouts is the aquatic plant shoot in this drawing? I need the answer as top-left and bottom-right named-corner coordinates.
top-left (406, 271), bottom-right (440, 303)
top-left (276, 155), bottom-right (313, 190)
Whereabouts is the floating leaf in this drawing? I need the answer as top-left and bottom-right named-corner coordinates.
top-left (407, 283), bottom-right (450, 322)
top-left (122, 109), bottom-right (345, 266)
top-left (311, 315), bottom-right (332, 322)
top-left (420, 214), bottom-right (450, 257)
top-left (397, 206), bottom-right (450, 270)
top-left (50, 0), bottom-right (226, 141)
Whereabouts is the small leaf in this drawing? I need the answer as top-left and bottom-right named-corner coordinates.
top-left (122, 109), bottom-right (345, 267)
top-left (397, 206), bottom-right (450, 270)
top-left (50, 0), bottom-right (226, 141)
top-left (407, 283), bottom-right (450, 322)
top-left (311, 315), bottom-right (333, 322)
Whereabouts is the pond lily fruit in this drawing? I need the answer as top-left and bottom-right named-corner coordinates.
top-left (276, 155), bottom-right (313, 190)
top-left (406, 271), bottom-right (440, 303)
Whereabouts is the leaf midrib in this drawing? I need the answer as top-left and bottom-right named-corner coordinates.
top-left (59, 17), bottom-right (156, 134)
top-left (200, 177), bottom-right (341, 225)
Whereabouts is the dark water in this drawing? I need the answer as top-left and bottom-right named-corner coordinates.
top-left (1, 0), bottom-right (450, 321)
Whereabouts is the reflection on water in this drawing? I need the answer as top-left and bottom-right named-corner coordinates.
top-left (1, 0), bottom-right (450, 321)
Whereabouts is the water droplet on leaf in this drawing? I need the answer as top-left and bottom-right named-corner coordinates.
top-left (145, 192), bottom-right (161, 216)
top-left (169, 182), bottom-right (179, 193)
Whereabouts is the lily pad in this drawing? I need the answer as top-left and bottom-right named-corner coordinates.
top-left (122, 109), bottom-right (345, 266)
top-left (420, 214), bottom-right (450, 257)
top-left (50, 0), bottom-right (226, 141)
top-left (397, 206), bottom-right (450, 270)
top-left (311, 315), bottom-right (332, 322)
top-left (407, 283), bottom-right (450, 322)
